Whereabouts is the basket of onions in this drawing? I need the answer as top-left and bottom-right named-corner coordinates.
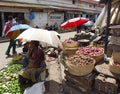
top-left (76, 46), bottom-right (104, 63)
top-left (62, 39), bottom-right (79, 56)
top-left (109, 58), bottom-right (120, 74)
top-left (62, 39), bottom-right (79, 48)
top-left (66, 55), bottom-right (95, 76)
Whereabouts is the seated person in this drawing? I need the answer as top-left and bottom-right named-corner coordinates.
top-left (18, 41), bottom-right (46, 85)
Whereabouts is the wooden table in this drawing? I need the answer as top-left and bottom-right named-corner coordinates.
top-left (95, 62), bottom-right (120, 80)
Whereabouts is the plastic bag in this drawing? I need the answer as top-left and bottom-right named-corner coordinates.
top-left (23, 82), bottom-right (45, 94)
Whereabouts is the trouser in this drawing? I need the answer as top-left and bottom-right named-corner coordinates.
top-left (6, 39), bottom-right (16, 55)
top-left (18, 75), bottom-right (33, 85)
top-left (22, 56), bottom-right (28, 68)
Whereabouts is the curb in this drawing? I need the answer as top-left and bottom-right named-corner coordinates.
top-left (0, 40), bottom-right (9, 43)
top-left (0, 37), bottom-right (9, 43)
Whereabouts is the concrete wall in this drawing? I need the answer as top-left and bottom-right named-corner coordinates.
top-left (77, 1), bottom-right (103, 12)
top-left (3, 0), bottom-right (76, 7)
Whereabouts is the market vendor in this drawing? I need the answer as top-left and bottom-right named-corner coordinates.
top-left (18, 41), bottom-right (46, 85)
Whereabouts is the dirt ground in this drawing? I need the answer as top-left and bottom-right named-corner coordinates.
top-left (44, 54), bottom-right (85, 94)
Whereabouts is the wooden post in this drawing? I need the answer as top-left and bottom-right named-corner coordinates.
top-left (104, 0), bottom-right (112, 54)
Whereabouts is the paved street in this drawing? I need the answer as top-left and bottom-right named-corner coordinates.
top-left (0, 31), bottom-right (76, 70)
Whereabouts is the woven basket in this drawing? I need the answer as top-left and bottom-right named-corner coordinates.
top-left (91, 53), bottom-right (104, 63)
top-left (76, 47), bottom-right (104, 63)
top-left (112, 52), bottom-right (120, 62)
top-left (66, 56), bottom-right (95, 76)
top-left (64, 47), bottom-right (78, 56)
top-left (109, 58), bottom-right (120, 74)
top-left (63, 42), bottom-right (79, 48)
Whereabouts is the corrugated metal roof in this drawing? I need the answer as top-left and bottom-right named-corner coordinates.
top-left (79, 0), bottom-right (99, 4)
top-left (0, 1), bottom-right (49, 8)
top-left (99, 0), bottom-right (108, 4)
top-left (49, 6), bottom-right (101, 13)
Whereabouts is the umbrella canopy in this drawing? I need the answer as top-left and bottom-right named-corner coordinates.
top-left (6, 24), bottom-right (32, 39)
top-left (60, 17), bottom-right (89, 28)
top-left (16, 28), bottom-right (62, 48)
top-left (94, 0), bottom-right (120, 28)
top-left (83, 21), bottom-right (94, 27)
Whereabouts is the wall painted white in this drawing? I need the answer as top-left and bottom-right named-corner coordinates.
top-left (31, 12), bottom-right (48, 28)
top-left (48, 13), bottom-right (64, 26)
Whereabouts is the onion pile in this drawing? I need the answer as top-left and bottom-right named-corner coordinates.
top-left (76, 46), bottom-right (104, 57)
top-left (62, 39), bottom-right (79, 48)
top-left (114, 62), bottom-right (120, 66)
top-left (67, 55), bottom-right (95, 66)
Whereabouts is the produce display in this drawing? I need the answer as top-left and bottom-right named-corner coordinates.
top-left (76, 46), bottom-right (104, 57)
top-left (62, 39), bottom-right (79, 48)
top-left (74, 32), bottom-right (91, 40)
top-left (66, 55), bottom-right (95, 76)
top-left (67, 55), bottom-right (95, 66)
top-left (113, 62), bottom-right (120, 66)
top-left (109, 58), bottom-right (120, 74)
top-left (0, 64), bottom-right (27, 94)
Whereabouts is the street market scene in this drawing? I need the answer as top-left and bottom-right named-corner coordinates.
top-left (0, 0), bottom-right (120, 94)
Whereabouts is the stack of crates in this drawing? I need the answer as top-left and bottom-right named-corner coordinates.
top-left (94, 74), bottom-right (118, 94)
top-left (64, 70), bottom-right (95, 93)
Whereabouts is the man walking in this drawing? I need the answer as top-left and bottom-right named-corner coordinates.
top-left (2, 16), bottom-right (17, 57)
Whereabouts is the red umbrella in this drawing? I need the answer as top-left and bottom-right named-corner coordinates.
top-left (61, 17), bottom-right (89, 28)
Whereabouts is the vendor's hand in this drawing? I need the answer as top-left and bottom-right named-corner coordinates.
top-left (25, 67), bottom-right (31, 72)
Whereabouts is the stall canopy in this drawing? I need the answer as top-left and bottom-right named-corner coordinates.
top-left (94, 0), bottom-right (120, 28)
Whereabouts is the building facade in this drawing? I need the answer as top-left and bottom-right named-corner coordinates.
top-left (0, 0), bottom-right (103, 36)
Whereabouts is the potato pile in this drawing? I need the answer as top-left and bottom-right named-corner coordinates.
top-left (67, 55), bottom-right (95, 66)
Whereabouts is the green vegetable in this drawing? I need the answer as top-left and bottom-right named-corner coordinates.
top-left (0, 63), bottom-right (27, 94)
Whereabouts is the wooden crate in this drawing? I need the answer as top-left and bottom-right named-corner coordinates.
top-left (94, 74), bottom-right (106, 92)
top-left (64, 70), bottom-right (96, 93)
top-left (94, 74), bottom-right (118, 94)
top-left (105, 77), bottom-right (118, 94)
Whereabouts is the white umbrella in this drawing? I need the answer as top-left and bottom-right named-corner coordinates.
top-left (16, 28), bottom-right (62, 48)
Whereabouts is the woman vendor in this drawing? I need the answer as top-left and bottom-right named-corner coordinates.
top-left (18, 41), bottom-right (46, 85)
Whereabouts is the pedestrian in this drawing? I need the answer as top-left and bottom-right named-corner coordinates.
top-left (76, 25), bottom-right (82, 33)
top-left (45, 23), bottom-right (49, 30)
top-left (14, 17), bottom-right (22, 47)
top-left (2, 16), bottom-right (17, 57)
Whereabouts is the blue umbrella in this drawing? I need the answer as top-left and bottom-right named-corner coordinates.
top-left (6, 24), bottom-right (32, 39)
top-left (84, 21), bottom-right (94, 27)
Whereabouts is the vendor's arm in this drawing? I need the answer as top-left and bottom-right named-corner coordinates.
top-left (33, 49), bottom-right (46, 68)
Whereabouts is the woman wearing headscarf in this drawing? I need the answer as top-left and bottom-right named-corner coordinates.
top-left (19, 41), bottom-right (46, 85)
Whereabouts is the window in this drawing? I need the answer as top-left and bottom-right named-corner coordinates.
top-left (80, 14), bottom-right (83, 17)
top-left (72, 0), bottom-right (75, 4)
top-left (89, 4), bottom-right (92, 7)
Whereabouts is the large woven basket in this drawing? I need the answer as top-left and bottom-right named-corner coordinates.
top-left (63, 42), bottom-right (79, 48)
top-left (112, 52), bottom-right (120, 62)
top-left (109, 58), bottom-right (120, 74)
top-left (66, 56), bottom-right (95, 76)
top-left (76, 47), bottom-right (104, 63)
top-left (64, 47), bottom-right (78, 56)
top-left (91, 53), bottom-right (104, 63)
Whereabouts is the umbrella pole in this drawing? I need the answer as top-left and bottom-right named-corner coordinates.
top-left (76, 27), bottom-right (78, 33)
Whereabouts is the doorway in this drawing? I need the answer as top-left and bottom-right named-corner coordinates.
top-left (0, 13), bottom-right (2, 36)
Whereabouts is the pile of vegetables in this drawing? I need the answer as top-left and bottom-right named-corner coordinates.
top-left (0, 63), bottom-right (27, 94)
top-left (67, 55), bottom-right (95, 66)
top-left (114, 62), bottom-right (120, 66)
top-left (62, 39), bottom-right (79, 48)
top-left (76, 46), bottom-right (104, 57)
